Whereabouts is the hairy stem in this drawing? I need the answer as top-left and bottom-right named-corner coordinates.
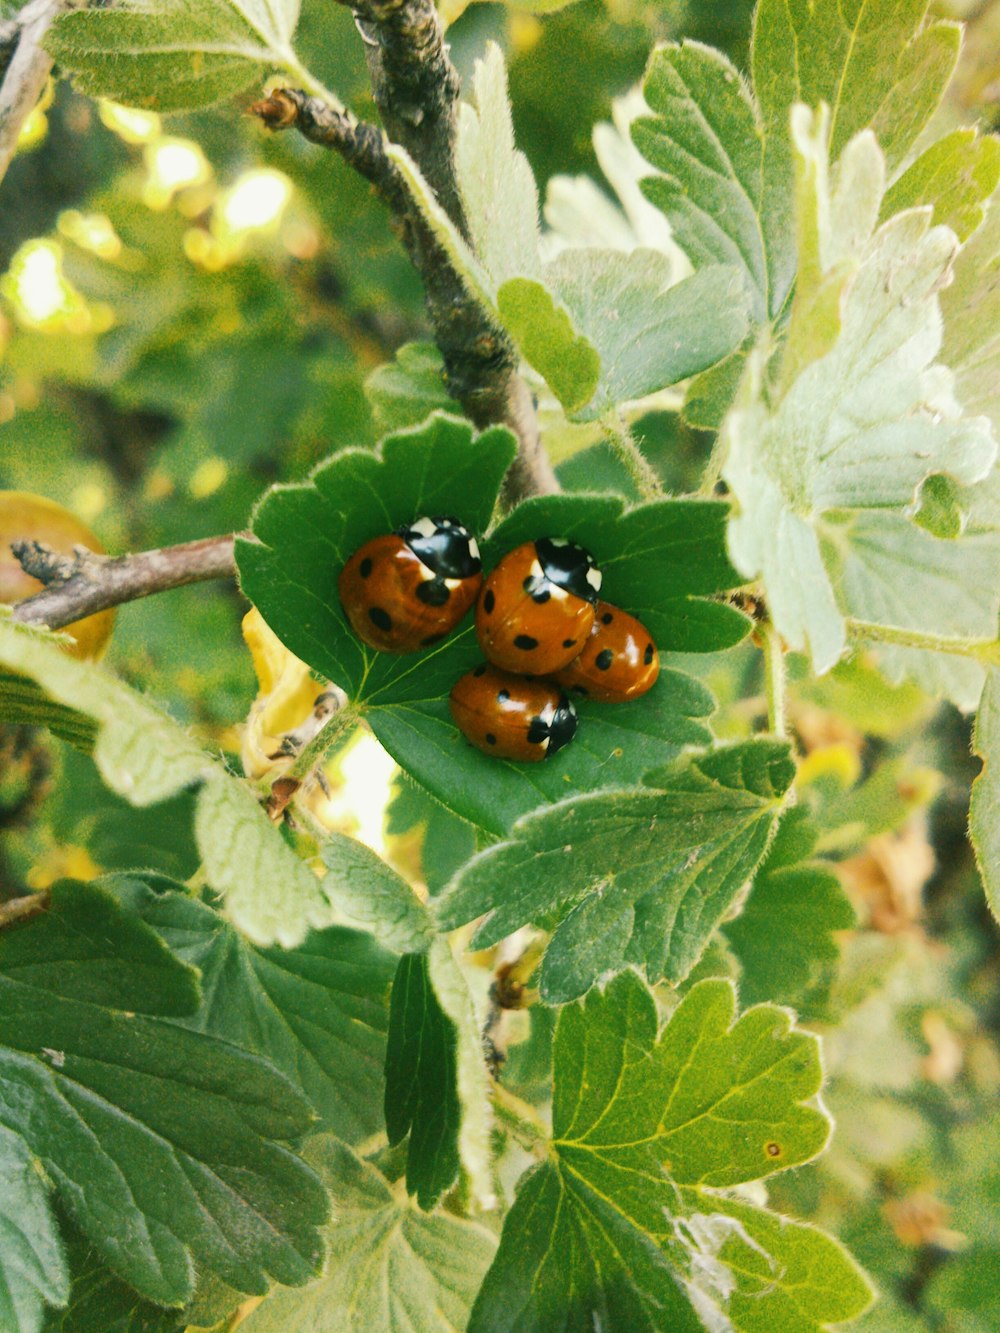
top-left (0, 890), bottom-right (49, 929)
top-left (761, 620), bottom-right (787, 738)
top-left (846, 618), bottom-right (1000, 666)
top-left (10, 533), bottom-right (241, 631)
top-left (0, 0), bottom-right (68, 186)
top-left (602, 411), bottom-right (663, 500)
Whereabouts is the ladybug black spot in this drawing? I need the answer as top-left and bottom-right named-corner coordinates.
top-left (369, 607), bottom-right (392, 632)
top-left (644, 643), bottom-right (655, 664)
top-left (416, 578), bottom-right (450, 607)
top-left (514, 635), bottom-right (539, 651)
top-left (562, 638), bottom-right (576, 648)
top-left (359, 557), bottom-right (373, 578)
top-left (532, 588), bottom-right (551, 604)
top-left (497, 689), bottom-right (510, 703)
top-left (601, 612), bottom-right (613, 625)
top-left (595, 649), bottom-right (614, 671)
top-left (485, 733), bottom-right (497, 746)
top-left (421, 632), bottom-right (445, 646)
top-left (483, 590), bottom-right (495, 614)
top-left (523, 573), bottom-right (551, 604)
top-left (473, 665), bottom-right (487, 677)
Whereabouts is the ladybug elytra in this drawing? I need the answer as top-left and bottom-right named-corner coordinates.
top-left (450, 663), bottom-right (578, 762)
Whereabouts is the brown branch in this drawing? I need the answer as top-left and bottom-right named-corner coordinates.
top-left (0, 890), bottom-right (49, 930)
top-left (10, 533), bottom-right (241, 632)
top-left (0, 0), bottom-right (71, 188)
top-left (251, 88), bottom-right (558, 505)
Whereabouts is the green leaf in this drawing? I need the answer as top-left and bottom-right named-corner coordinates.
top-left (240, 1136), bottom-right (496, 1333)
top-left (543, 249), bottom-right (751, 420)
top-left (941, 201), bottom-right (1000, 429)
top-left (384, 952), bottom-right (461, 1210)
top-left (365, 343), bottom-right (456, 437)
top-left (725, 207), bottom-right (997, 673)
top-left (455, 42), bottom-right (543, 288)
top-left (881, 129), bottom-right (1000, 242)
top-left (834, 510), bottom-right (1000, 708)
top-left (238, 423), bottom-right (746, 834)
top-left (386, 774), bottom-right (477, 894)
top-left (47, 0), bottom-right (304, 113)
top-left (470, 972), bottom-right (866, 1331)
top-left (384, 939), bottom-right (494, 1211)
top-left (724, 809), bottom-right (854, 1017)
top-left (495, 278), bottom-right (600, 413)
top-left (438, 739), bottom-right (794, 1002)
top-left (320, 833), bottom-right (434, 955)
top-left (0, 671), bottom-right (96, 752)
top-left (634, 42), bottom-right (784, 326)
top-left (0, 616), bottom-right (333, 947)
top-left (0, 888), bottom-right (327, 1307)
top-left (0, 1125), bottom-right (69, 1333)
top-left (113, 877), bottom-right (395, 1146)
top-left (751, 0), bottom-right (960, 175)
top-left (924, 1248), bottom-right (1000, 1333)
top-left (0, 878), bottom-right (200, 1018)
top-left (971, 668), bottom-right (1000, 924)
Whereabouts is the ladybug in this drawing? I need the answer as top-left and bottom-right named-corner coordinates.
top-left (551, 601), bottom-right (659, 702)
top-left (476, 537), bottom-right (602, 675)
top-left (339, 515), bottom-right (481, 653)
top-left (450, 664), bottom-right (578, 762)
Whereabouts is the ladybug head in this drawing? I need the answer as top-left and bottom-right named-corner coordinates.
top-left (399, 515), bottom-right (481, 579)
top-left (535, 537), bottom-right (602, 605)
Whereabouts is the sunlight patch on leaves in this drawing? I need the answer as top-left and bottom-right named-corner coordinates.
top-left (0, 881), bottom-right (327, 1308)
top-left (242, 1137), bottom-right (496, 1333)
top-left (469, 972), bottom-right (870, 1331)
top-left (0, 616), bottom-right (332, 946)
top-left (438, 740), bottom-right (794, 1002)
top-left (941, 201), bottom-right (1000, 429)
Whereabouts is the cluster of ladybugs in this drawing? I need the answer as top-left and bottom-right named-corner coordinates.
top-left (339, 515), bottom-right (659, 762)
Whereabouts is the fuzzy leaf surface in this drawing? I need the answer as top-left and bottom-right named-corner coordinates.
top-left (0, 617), bottom-right (330, 946)
top-left (238, 422), bottom-right (746, 834)
top-left (881, 129), bottom-right (1000, 242)
top-left (112, 877), bottom-right (395, 1146)
top-left (470, 972), bottom-right (868, 1331)
top-left (725, 207), bottom-right (997, 672)
top-left (0, 885), bottom-right (327, 1307)
top-left (438, 740), bottom-right (794, 1002)
top-left (0, 1126), bottom-right (68, 1333)
top-left (242, 1137), bottom-right (496, 1333)
top-left (941, 202), bottom-right (1000, 428)
top-left (47, 0), bottom-right (302, 112)
top-left (320, 834), bottom-right (434, 955)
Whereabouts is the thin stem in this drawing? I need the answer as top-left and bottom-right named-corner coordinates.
top-left (698, 430), bottom-right (729, 497)
top-left (761, 620), bottom-right (787, 738)
top-left (602, 412), bottom-right (663, 500)
top-left (491, 1080), bottom-right (549, 1157)
top-left (846, 618), bottom-right (1000, 666)
top-left (285, 701), bottom-right (359, 783)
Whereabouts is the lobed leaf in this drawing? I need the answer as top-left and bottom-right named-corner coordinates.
top-left (0, 884), bottom-right (327, 1308)
top-left (0, 613), bottom-right (337, 949)
top-left (438, 739), bottom-right (794, 1002)
top-left (470, 972), bottom-right (867, 1331)
top-left (238, 418), bottom-right (747, 834)
top-left (114, 876), bottom-right (395, 1146)
top-left (881, 129), bottom-right (1000, 243)
top-left (241, 1137), bottom-right (496, 1333)
top-left (0, 1127), bottom-right (68, 1333)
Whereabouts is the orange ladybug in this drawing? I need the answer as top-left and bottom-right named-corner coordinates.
top-left (476, 537), bottom-right (602, 675)
top-left (450, 664), bottom-right (578, 762)
top-left (339, 516), bottom-right (481, 653)
top-left (551, 601), bottom-right (659, 702)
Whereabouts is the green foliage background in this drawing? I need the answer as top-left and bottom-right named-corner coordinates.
top-left (1, 0), bottom-right (1000, 1329)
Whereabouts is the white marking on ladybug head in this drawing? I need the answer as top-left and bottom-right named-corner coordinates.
top-left (468, 537), bottom-right (480, 560)
top-left (547, 537), bottom-right (569, 547)
top-left (445, 577), bottom-right (462, 589)
top-left (411, 516), bottom-right (437, 538)
top-left (587, 567), bottom-right (603, 591)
